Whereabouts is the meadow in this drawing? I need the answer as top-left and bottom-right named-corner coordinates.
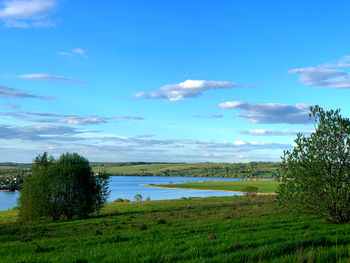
top-left (151, 180), bottom-right (279, 193)
top-left (1, 195), bottom-right (349, 262)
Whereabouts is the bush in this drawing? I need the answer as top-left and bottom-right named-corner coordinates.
top-left (114, 198), bottom-right (124, 202)
top-left (278, 106), bottom-right (350, 224)
top-left (139, 224), bottom-right (147, 230)
top-left (157, 219), bottom-right (167, 224)
top-left (242, 186), bottom-right (258, 196)
top-left (145, 196), bottom-right (151, 201)
top-left (134, 194), bottom-right (142, 202)
top-left (18, 152), bottom-right (110, 222)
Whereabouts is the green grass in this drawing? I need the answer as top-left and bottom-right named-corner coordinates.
top-left (101, 163), bottom-right (191, 174)
top-left (1, 195), bottom-right (350, 262)
top-left (153, 180), bottom-right (279, 193)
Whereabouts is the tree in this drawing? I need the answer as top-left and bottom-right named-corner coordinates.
top-left (278, 106), bottom-right (350, 223)
top-left (18, 152), bottom-right (109, 221)
top-left (134, 194), bottom-right (142, 201)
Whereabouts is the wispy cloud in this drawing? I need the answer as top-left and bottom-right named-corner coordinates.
top-left (219, 101), bottom-right (311, 124)
top-left (0, 85), bottom-right (52, 99)
top-left (135, 79), bottom-right (240, 101)
top-left (194, 114), bottom-right (223, 119)
top-left (4, 111), bottom-right (145, 125)
top-left (0, 124), bottom-right (80, 141)
top-left (0, 0), bottom-right (58, 28)
top-left (289, 56), bottom-right (350, 89)
top-left (321, 56), bottom-right (350, 68)
top-left (115, 116), bottom-right (145, 120)
top-left (241, 129), bottom-right (314, 136)
top-left (0, 102), bottom-right (21, 108)
top-left (58, 48), bottom-right (88, 58)
top-left (19, 73), bottom-right (85, 84)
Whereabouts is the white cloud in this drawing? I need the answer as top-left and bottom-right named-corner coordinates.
top-left (218, 101), bottom-right (245, 109)
top-left (58, 48), bottom-right (87, 58)
top-left (19, 73), bottom-right (85, 84)
top-left (241, 129), bottom-right (314, 136)
top-left (289, 56), bottom-right (350, 89)
top-left (0, 0), bottom-right (57, 28)
top-left (219, 101), bottom-right (311, 124)
top-left (135, 79), bottom-right (240, 101)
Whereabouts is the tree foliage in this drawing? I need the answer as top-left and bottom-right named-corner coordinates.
top-left (18, 152), bottom-right (109, 221)
top-left (278, 106), bottom-right (350, 223)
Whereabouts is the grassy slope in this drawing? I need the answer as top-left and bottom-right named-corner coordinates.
top-left (101, 163), bottom-right (190, 174)
top-left (153, 180), bottom-right (279, 193)
top-left (1, 196), bottom-right (350, 263)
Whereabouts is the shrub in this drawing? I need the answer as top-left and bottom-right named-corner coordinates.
top-left (242, 186), bottom-right (258, 196)
top-left (145, 196), bottom-right (151, 201)
top-left (157, 219), bottom-right (167, 224)
top-left (114, 198), bottom-right (124, 202)
top-left (139, 224), bottom-right (147, 230)
top-left (18, 152), bottom-right (110, 222)
top-left (208, 234), bottom-right (217, 240)
top-left (278, 106), bottom-right (350, 223)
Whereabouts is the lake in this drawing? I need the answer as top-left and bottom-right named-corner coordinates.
top-left (0, 176), bottom-right (244, 211)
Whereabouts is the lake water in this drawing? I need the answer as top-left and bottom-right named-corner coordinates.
top-left (0, 176), bottom-right (244, 211)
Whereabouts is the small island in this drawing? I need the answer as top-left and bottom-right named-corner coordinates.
top-left (145, 180), bottom-right (279, 195)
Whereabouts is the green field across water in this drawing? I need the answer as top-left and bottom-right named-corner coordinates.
top-left (91, 162), bottom-right (280, 178)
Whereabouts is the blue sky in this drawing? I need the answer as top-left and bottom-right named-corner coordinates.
top-left (1, 0), bottom-right (350, 162)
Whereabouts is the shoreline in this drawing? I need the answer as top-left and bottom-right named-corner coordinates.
top-left (141, 184), bottom-right (277, 195)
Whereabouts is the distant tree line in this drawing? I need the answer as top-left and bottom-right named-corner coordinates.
top-left (107, 162), bottom-right (280, 178)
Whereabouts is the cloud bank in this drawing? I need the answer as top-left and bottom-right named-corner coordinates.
top-left (135, 79), bottom-right (240, 101)
top-left (219, 101), bottom-right (311, 124)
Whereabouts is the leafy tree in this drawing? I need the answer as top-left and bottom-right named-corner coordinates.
top-left (18, 152), bottom-right (109, 221)
top-left (278, 106), bottom-right (350, 223)
top-left (134, 194), bottom-right (142, 201)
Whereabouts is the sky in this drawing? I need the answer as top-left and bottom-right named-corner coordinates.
top-left (1, 0), bottom-right (350, 163)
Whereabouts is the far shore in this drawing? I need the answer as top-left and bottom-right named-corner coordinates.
top-left (141, 184), bottom-right (277, 195)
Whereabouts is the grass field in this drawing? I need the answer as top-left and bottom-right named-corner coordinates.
top-left (99, 163), bottom-right (191, 174)
top-left (1, 195), bottom-right (350, 262)
top-left (151, 180), bottom-right (279, 193)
